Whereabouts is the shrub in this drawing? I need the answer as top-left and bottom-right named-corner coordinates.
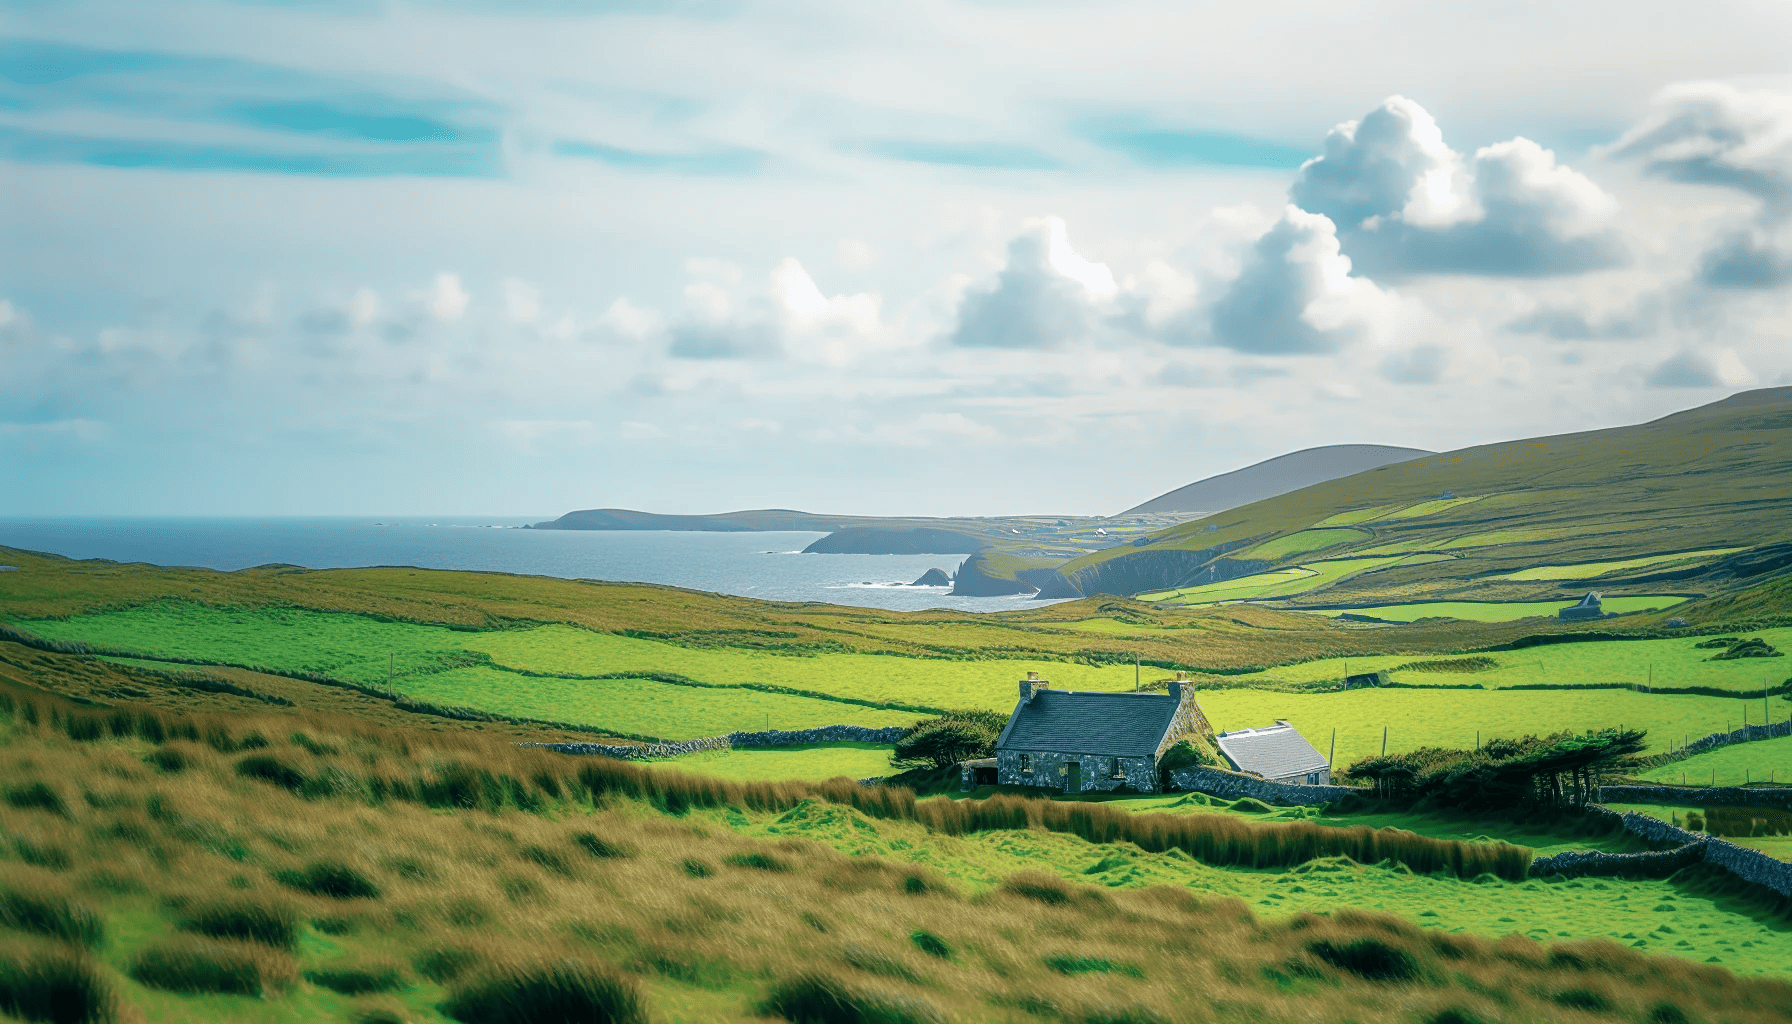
top-left (235, 755), bottom-right (308, 792)
top-left (128, 935), bottom-right (295, 996)
top-left (304, 959), bottom-right (404, 994)
top-left (415, 946), bottom-right (484, 984)
top-left (1684, 811), bottom-right (1705, 832)
top-left (444, 959), bottom-right (647, 1024)
top-left (1307, 939), bottom-right (1419, 982)
top-left (890, 710), bottom-right (1006, 770)
top-left (0, 942), bottom-right (116, 1024)
top-left (1647, 1002), bottom-right (1693, 1024)
top-left (572, 832), bottom-right (630, 859)
top-left (757, 972), bottom-right (944, 1024)
top-left (1230, 798), bottom-right (1273, 814)
top-left (177, 898), bottom-right (298, 950)
top-left (5, 783), bottom-right (68, 818)
top-left (272, 861), bottom-right (380, 900)
top-left (1157, 740), bottom-right (1213, 789)
top-left (0, 888), bottom-right (105, 948)
top-left (724, 852), bottom-right (788, 872)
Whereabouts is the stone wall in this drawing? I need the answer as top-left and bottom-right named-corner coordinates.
top-left (997, 749), bottom-right (1157, 793)
top-left (525, 724), bottom-right (907, 760)
top-left (1599, 784), bottom-right (1792, 810)
top-left (1528, 805), bottom-right (1792, 897)
top-left (1167, 765), bottom-right (1359, 806)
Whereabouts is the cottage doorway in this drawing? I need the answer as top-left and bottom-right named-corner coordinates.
top-left (1066, 761), bottom-right (1081, 794)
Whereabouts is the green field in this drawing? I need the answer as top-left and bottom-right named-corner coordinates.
top-left (1496, 549), bottom-right (1744, 582)
top-left (1196, 687), bottom-right (1756, 762)
top-left (1242, 528), bottom-right (1370, 560)
top-left (726, 797), bottom-right (1792, 976)
top-left (1139, 555), bottom-right (1424, 604)
top-left (1313, 595), bottom-right (1692, 622)
top-left (1638, 734), bottom-right (1792, 788)
top-left (653, 742), bottom-right (898, 781)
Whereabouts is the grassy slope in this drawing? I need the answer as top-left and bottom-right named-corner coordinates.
top-left (1639, 734), bottom-right (1792, 788)
top-left (1059, 387), bottom-right (1792, 606)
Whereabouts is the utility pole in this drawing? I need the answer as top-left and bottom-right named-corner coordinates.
top-left (1135, 653), bottom-right (1140, 691)
top-left (1328, 728), bottom-right (1336, 772)
top-left (1381, 725), bottom-right (1388, 755)
top-left (388, 652), bottom-right (394, 690)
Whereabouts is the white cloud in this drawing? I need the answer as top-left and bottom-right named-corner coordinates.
top-left (1208, 205), bottom-right (1403, 355)
top-left (1645, 350), bottom-right (1722, 388)
top-left (667, 258), bottom-right (883, 363)
top-left (1291, 96), bottom-right (1624, 277)
top-left (425, 273), bottom-right (469, 322)
top-left (1611, 82), bottom-right (1792, 288)
top-left (950, 217), bottom-right (1115, 349)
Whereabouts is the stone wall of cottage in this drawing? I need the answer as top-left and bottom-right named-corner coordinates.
top-left (997, 749), bottom-right (1158, 793)
top-left (1154, 683), bottom-right (1216, 759)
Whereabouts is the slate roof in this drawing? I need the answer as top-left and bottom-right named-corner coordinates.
top-left (1215, 721), bottom-right (1328, 781)
top-left (995, 690), bottom-right (1180, 758)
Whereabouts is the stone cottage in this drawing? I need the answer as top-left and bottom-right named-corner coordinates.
top-left (1214, 720), bottom-right (1331, 785)
top-left (1559, 592), bottom-right (1604, 621)
top-left (991, 674), bottom-right (1212, 794)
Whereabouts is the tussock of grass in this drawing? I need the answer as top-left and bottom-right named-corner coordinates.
top-left (725, 851), bottom-right (789, 872)
top-left (0, 879), bottom-right (104, 948)
top-left (4, 782), bottom-right (68, 818)
top-left (0, 938), bottom-right (115, 1024)
top-left (128, 934), bottom-right (295, 996)
top-left (303, 957), bottom-right (404, 994)
top-left (572, 831), bottom-right (631, 859)
top-left (175, 896), bottom-right (298, 950)
top-left (757, 972), bottom-right (945, 1024)
top-left (272, 860), bottom-right (380, 900)
top-left (443, 959), bottom-right (646, 1024)
top-left (413, 945), bottom-right (485, 983)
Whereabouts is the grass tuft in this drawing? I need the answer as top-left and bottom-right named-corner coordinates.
top-left (725, 851), bottom-right (789, 872)
top-left (572, 831), bottom-right (630, 860)
top-left (177, 897), bottom-right (298, 950)
top-left (909, 931), bottom-right (950, 959)
top-left (1000, 871), bottom-right (1073, 906)
top-left (0, 886), bottom-right (104, 949)
top-left (0, 940), bottom-right (116, 1024)
top-left (757, 972), bottom-right (944, 1024)
top-left (1307, 938), bottom-right (1420, 982)
top-left (443, 959), bottom-right (646, 1024)
top-left (413, 945), bottom-right (484, 984)
top-left (128, 935), bottom-right (295, 996)
top-left (303, 958), bottom-right (404, 994)
top-left (272, 860), bottom-right (380, 900)
top-left (4, 783), bottom-right (68, 818)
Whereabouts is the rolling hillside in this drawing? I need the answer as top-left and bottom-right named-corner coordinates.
top-left (1033, 387), bottom-right (1792, 608)
top-left (1119, 443), bottom-right (1432, 515)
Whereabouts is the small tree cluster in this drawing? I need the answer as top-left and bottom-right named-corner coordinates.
top-left (890, 709), bottom-right (1009, 770)
top-left (1343, 728), bottom-right (1645, 808)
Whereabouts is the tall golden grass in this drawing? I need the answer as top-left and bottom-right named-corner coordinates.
top-left (2, 676), bottom-right (1788, 1024)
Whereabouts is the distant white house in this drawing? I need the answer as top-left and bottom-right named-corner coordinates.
top-left (1215, 720), bottom-right (1331, 786)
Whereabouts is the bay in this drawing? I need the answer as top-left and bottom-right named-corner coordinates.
top-left (0, 517), bottom-right (1060, 613)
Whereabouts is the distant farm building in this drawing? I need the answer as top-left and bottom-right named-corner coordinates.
top-left (1559, 592), bottom-right (1604, 621)
top-left (1215, 721), bottom-right (1331, 786)
top-left (990, 673), bottom-right (1211, 794)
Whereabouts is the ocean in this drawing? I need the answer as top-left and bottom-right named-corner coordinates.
top-left (0, 517), bottom-right (1061, 613)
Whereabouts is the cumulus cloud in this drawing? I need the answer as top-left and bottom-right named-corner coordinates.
top-left (1208, 206), bottom-right (1400, 355)
top-left (668, 258), bottom-right (882, 362)
top-left (1611, 82), bottom-right (1792, 288)
top-left (950, 217), bottom-right (1116, 349)
top-left (1291, 96), bottom-right (1624, 277)
top-left (1379, 344), bottom-right (1450, 384)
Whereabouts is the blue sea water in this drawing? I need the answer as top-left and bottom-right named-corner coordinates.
top-left (0, 517), bottom-right (1058, 613)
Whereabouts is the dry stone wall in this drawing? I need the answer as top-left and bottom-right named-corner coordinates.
top-left (1168, 765), bottom-right (1359, 806)
top-left (526, 724), bottom-right (907, 760)
top-left (997, 749), bottom-right (1157, 793)
top-left (1528, 805), bottom-right (1792, 897)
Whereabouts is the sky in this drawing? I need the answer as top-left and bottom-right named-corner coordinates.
top-left (3, 0), bottom-right (1792, 518)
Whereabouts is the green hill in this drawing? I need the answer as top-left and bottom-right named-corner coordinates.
top-left (1032, 387), bottom-right (1792, 608)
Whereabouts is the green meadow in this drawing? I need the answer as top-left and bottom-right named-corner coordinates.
top-left (1638, 734), bottom-right (1792, 788)
top-left (1495, 549), bottom-right (1745, 582)
top-left (1312, 595), bottom-right (1692, 622)
top-left (652, 742), bottom-right (900, 781)
top-left (726, 798), bottom-right (1792, 977)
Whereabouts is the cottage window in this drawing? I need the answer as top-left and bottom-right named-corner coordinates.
top-left (1018, 753), bottom-right (1032, 772)
top-left (1109, 758), bottom-right (1125, 779)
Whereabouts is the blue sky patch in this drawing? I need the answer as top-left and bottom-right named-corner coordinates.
top-left (555, 139), bottom-right (765, 175)
top-left (1086, 124), bottom-right (1314, 169)
top-left (841, 138), bottom-right (1060, 169)
top-left (0, 124), bottom-right (500, 177)
top-left (230, 100), bottom-right (490, 145)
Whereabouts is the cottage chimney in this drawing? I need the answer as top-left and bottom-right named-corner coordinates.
top-left (1169, 680), bottom-right (1182, 703)
top-left (1019, 675), bottom-right (1049, 701)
